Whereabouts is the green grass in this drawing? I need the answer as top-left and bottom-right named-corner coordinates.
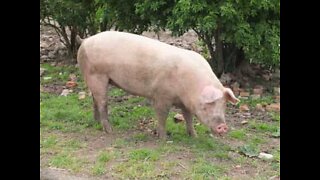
top-left (40, 62), bottom-right (280, 179)
top-left (49, 153), bottom-right (88, 172)
top-left (269, 112), bottom-right (280, 121)
top-left (237, 95), bottom-right (275, 108)
top-left (109, 88), bottom-right (126, 97)
top-left (114, 161), bottom-right (156, 179)
top-left (40, 64), bottom-right (86, 89)
top-left (248, 121), bottom-right (278, 133)
top-left (132, 133), bottom-right (149, 141)
top-left (91, 151), bottom-right (113, 175)
top-left (129, 148), bottom-right (160, 161)
top-left (228, 129), bottom-right (246, 140)
top-left (188, 158), bottom-right (226, 179)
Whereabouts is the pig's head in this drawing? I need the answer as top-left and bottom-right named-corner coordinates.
top-left (195, 86), bottom-right (240, 136)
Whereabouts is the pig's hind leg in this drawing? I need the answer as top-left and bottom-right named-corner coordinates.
top-left (86, 74), bottom-right (112, 133)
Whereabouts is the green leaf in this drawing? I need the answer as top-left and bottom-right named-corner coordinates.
top-left (238, 144), bottom-right (259, 157)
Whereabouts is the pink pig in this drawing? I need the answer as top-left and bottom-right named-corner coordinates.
top-left (77, 31), bottom-right (240, 139)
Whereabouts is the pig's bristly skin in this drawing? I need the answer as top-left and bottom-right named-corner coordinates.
top-left (77, 31), bottom-right (239, 139)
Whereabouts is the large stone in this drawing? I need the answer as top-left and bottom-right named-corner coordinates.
top-left (48, 51), bottom-right (55, 59)
top-left (174, 113), bottom-right (185, 123)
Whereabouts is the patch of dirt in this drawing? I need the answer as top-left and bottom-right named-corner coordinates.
top-left (42, 84), bottom-right (65, 95)
top-left (40, 168), bottom-right (98, 180)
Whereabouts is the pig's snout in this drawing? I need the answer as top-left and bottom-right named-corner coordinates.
top-left (214, 124), bottom-right (228, 135)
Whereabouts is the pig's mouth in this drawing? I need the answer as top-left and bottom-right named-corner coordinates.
top-left (211, 123), bottom-right (228, 136)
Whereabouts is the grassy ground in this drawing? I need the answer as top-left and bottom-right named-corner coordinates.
top-left (40, 63), bottom-right (280, 180)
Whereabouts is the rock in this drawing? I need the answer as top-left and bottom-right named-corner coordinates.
top-left (59, 50), bottom-right (68, 57)
top-left (266, 103), bottom-right (280, 112)
top-left (240, 92), bottom-right (250, 97)
top-left (174, 113), bottom-right (185, 123)
top-left (40, 42), bottom-right (49, 48)
top-left (40, 55), bottom-right (48, 60)
top-left (239, 104), bottom-right (250, 112)
top-left (273, 87), bottom-right (280, 95)
top-left (235, 165), bottom-right (241, 169)
top-left (262, 74), bottom-right (271, 81)
top-left (49, 37), bottom-right (53, 41)
top-left (48, 51), bottom-right (55, 59)
top-left (255, 104), bottom-right (265, 112)
top-left (241, 120), bottom-right (248, 125)
top-left (274, 96), bottom-right (280, 102)
top-left (258, 152), bottom-right (273, 160)
top-left (66, 81), bottom-right (77, 88)
top-left (243, 112), bottom-right (251, 116)
top-left (60, 89), bottom-right (70, 96)
top-left (40, 68), bottom-right (46, 76)
top-left (253, 87), bottom-right (263, 95)
top-left (250, 94), bottom-right (261, 100)
top-left (78, 92), bottom-right (86, 100)
top-left (273, 69), bottom-right (280, 79)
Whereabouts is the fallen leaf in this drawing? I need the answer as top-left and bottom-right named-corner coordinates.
top-left (266, 103), bottom-right (280, 112)
top-left (239, 104), bottom-right (250, 112)
top-left (66, 81), bottom-right (77, 88)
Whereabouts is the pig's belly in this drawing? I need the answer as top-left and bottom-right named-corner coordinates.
top-left (108, 75), bottom-right (154, 98)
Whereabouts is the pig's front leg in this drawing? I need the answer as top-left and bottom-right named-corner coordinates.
top-left (182, 108), bottom-right (197, 137)
top-left (153, 100), bottom-right (171, 140)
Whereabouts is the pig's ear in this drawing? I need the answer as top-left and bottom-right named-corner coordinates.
top-left (201, 86), bottom-right (224, 104)
top-left (224, 88), bottom-right (240, 105)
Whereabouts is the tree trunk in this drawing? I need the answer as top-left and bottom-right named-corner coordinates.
top-left (69, 27), bottom-right (78, 62)
top-left (213, 27), bottom-right (224, 78)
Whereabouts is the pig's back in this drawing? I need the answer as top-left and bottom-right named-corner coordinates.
top-left (80, 31), bottom-right (218, 98)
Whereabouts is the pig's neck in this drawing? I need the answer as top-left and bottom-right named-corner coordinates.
top-left (180, 73), bottom-right (224, 114)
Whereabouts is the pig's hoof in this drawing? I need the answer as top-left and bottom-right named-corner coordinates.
top-left (103, 126), bottom-right (113, 134)
top-left (102, 122), bottom-right (113, 133)
top-left (188, 132), bottom-right (198, 138)
top-left (157, 132), bottom-right (167, 140)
